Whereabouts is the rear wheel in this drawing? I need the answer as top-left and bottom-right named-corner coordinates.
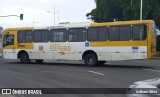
top-left (84, 54), bottom-right (98, 67)
top-left (20, 52), bottom-right (30, 64)
top-left (35, 60), bottom-right (44, 64)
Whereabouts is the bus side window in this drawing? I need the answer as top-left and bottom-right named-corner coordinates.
top-left (88, 27), bottom-right (108, 41)
top-left (68, 28), bottom-right (77, 42)
top-left (25, 30), bottom-right (32, 43)
top-left (88, 27), bottom-right (97, 41)
top-left (41, 30), bottom-right (49, 42)
top-left (68, 28), bottom-right (86, 42)
top-left (18, 30), bottom-right (32, 43)
top-left (50, 29), bottom-right (58, 42)
top-left (97, 27), bottom-right (108, 41)
top-left (77, 28), bottom-right (87, 42)
top-left (33, 30), bottom-right (41, 42)
top-left (18, 31), bottom-right (25, 43)
top-left (119, 26), bottom-right (131, 41)
top-left (59, 29), bottom-right (67, 42)
top-left (109, 26), bottom-right (119, 41)
top-left (132, 25), bottom-right (147, 40)
top-left (50, 29), bottom-right (67, 42)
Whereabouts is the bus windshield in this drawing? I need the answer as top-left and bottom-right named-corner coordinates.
top-left (3, 34), bottom-right (14, 47)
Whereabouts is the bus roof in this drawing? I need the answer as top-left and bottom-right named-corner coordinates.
top-left (5, 27), bottom-right (33, 31)
top-left (4, 20), bottom-right (153, 30)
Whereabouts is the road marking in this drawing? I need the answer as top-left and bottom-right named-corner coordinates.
top-left (88, 71), bottom-right (104, 75)
top-left (143, 68), bottom-right (160, 73)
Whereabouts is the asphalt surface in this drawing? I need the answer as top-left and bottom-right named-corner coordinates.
top-left (0, 58), bottom-right (160, 97)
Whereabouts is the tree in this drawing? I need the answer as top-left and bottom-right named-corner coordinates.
top-left (87, 0), bottom-right (160, 27)
top-left (87, 0), bottom-right (124, 22)
top-left (157, 36), bottom-right (160, 51)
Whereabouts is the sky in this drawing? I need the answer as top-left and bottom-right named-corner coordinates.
top-left (0, 0), bottom-right (96, 28)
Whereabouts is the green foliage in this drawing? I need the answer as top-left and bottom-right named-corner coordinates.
top-left (157, 36), bottom-right (160, 51)
top-left (87, 0), bottom-right (160, 27)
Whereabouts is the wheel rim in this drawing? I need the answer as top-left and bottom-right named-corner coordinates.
top-left (87, 57), bottom-right (94, 64)
top-left (21, 54), bottom-right (28, 63)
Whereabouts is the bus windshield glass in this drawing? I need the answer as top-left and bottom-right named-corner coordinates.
top-left (3, 34), bottom-right (14, 47)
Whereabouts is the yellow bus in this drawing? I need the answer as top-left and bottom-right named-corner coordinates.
top-left (2, 20), bottom-right (157, 66)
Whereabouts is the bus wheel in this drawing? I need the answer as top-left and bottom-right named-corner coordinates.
top-left (20, 52), bottom-right (30, 64)
top-left (35, 60), bottom-right (44, 64)
top-left (98, 61), bottom-right (106, 66)
top-left (84, 54), bottom-right (98, 67)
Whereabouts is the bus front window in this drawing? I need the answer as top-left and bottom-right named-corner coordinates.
top-left (3, 35), bottom-right (14, 47)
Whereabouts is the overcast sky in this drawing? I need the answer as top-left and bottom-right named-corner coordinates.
top-left (0, 0), bottom-right (95, 28)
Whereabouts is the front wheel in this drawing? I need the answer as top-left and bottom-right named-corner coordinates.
top-left (20, 52), bottom-right (30, 64)
top-left (84, 54), bottom-right (98, 67)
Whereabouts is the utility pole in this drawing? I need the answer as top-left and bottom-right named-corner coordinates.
top-left (56, 11), bottom-right (60, 24)
top-left (131, 0), bottom-right (133, 5)
top-left (54, 5), bottom-right (56, 26)
top-left (32, 17), bottom-right (39, 27)
top-left (140, 0), bottom-right (143, 20)
top-left (47, 5), bottom-right (60, 26)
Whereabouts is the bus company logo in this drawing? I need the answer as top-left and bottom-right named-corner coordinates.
top-left (2, 89), bottom-right (11, 94)
top-left (50, 44), bottom-right (71, 52)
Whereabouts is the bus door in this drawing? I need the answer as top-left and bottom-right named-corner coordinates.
top-left (3, 31), bottom-right (16, 59)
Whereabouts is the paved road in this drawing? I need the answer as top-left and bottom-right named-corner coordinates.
top-left (0, 58), bottom-right (160, 97)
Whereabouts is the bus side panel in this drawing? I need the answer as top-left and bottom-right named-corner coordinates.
top-left (50, 42), bottom-right (74, 60)
top-left (3, 49), bottom-right (16, 59)
top-left (29, 43), bottom-right (52, 60)
top-left (71, 42), bottom-right (86, 60)
top-left (69, 42), bottom-right (111, 61)
top-left (147, 21), bottom-right (156, 59)
top-left (109, 46), bottom-right (147, 61)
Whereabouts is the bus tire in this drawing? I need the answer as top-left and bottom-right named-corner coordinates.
top-left (98, 61), bottom-right (106, 66)
top-left (84, 54), bottom-right (98, 67)
top-left (20, 52), bottom-right (30, 64)
top-left (35, 60), bottom-right (44, 64)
